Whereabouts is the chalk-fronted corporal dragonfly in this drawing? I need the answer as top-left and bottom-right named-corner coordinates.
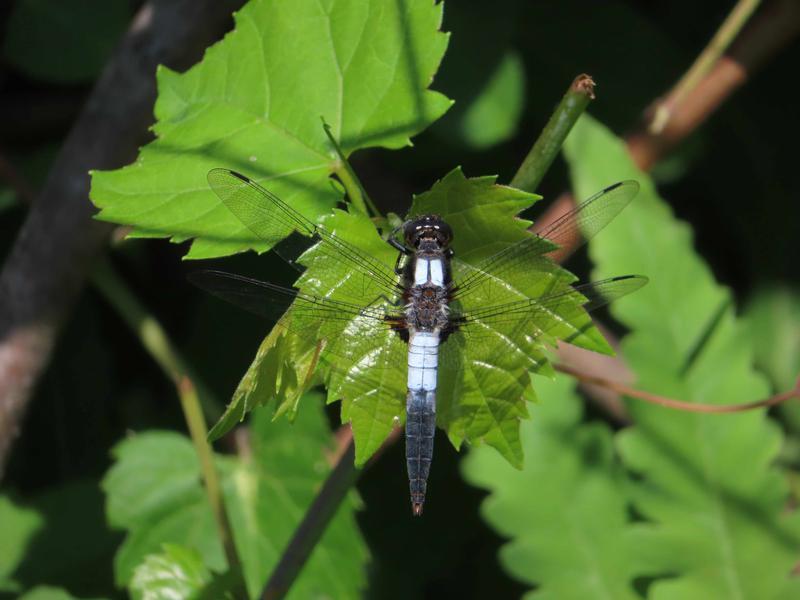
top-left (191, 169), bottom-right (647, 516)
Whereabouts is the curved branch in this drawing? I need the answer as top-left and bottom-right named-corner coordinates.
top-left (0, 0), bottom-right (246, 479)
top-left (555, 363), bottom-right (800, 414)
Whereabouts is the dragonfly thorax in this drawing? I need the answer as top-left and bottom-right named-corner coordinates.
top-left (406, 284), bottom-right (449, 331)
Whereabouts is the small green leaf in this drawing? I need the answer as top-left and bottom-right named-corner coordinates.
top-left (3, 0), bottom-right (129, 83)
top-left (0, 483), bottom-right (118, 597)
top-left (103, 393), bottom-right (367, 599)
top-left (460, 51), bottom-right (526, 149)
top-left (0, 494), bottom-right (42, 593)
top-left (463, 376), bottom-right (640, 599)
top-left (90, 0), bottom-right (452, 259)
top-left (565, 114), bottom-right (800, 599)
top-left (129, 544), bottom-right (239, 600)
top-left (17, 586), bottom-right (106, 600)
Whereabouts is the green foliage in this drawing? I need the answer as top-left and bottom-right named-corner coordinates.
top-left (17, 586), bottom-right (106, 600)
top-left (129, 544), bottom-right (242, 600)
top-left (2, 0), bottom-right (129, 83)
top-left (463, 114), bottom-right (800, 599)
top-left (0, 494), bottom-right (41, 594)
top-left (463, 376), bottom-right (639, 599)
top-left (744, 288), bottom-right (800, 433)
top-left (565, 115), bottom-right (800, 598)
top-left (90, 0), bottom-right (452, 259)
top-left (745, 288), bottom-right (800, 392)
top-left (0, 483), bottom-right (118, 598)
top-left (103, 393), bottom-right (367, 599)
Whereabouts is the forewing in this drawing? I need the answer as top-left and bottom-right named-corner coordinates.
top-left (452, 181), bottom-right (640, 301)
top-left (207, 168), bottom-right (402, 304)
top-left (188, 270), bottom-right (403, 364)
top-left (454, 275), bottom-right (648, 353)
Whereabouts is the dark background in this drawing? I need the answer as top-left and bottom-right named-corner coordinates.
top-left (1, 1), bottom-right (797, 598)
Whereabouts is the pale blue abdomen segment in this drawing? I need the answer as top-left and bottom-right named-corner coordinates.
top-left (407, 331), bottom-right (439, 391)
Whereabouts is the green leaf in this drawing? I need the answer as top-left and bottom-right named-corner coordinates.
top-left (17, 586), bottom-right (106, 600)
top-left (2, 0), bottom-right (129, 83)
top-left (565, 114), bottom-right (800, 599)
top-left (129, 544), bottom-right (241, 600)
top-left (744, 287), bottom-right (800, 434)
top-left (103, 393), bottom-right (367, 599)
top-left (0, 494), bottom-right (42, 593)
top-left (0, 483), bottom-right (118, 597)
top-left (130, 544), bottom-right (211, 600)
top-left (744, 287), bottom-right (800, 390)
top-left (463, 375), bottom-right (640, 599)
top-left (90, 0), bottom-right (452, 259)
top-left (459, 51), bottom-right (526, 149)
top-left (104, 433), bottom-right (226, 583)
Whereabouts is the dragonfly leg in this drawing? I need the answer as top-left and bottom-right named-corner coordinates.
top-left (406, 389), bottom-right (435, 516)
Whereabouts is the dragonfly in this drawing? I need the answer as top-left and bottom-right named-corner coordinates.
top-left (190, 168), bottom-right (648, 516)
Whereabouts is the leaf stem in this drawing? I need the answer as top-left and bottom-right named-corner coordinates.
top-left (91, 258), bottom-right (239, 568)
top-left (649, 0), bottom-right (762, 134)
top-left (178, 376), bottom-right (240, 570)
top-left (555, 363), bottom-right (800, 414)
top-left (322, 120), bottom-right (381, 217)
top-left (510, 74), bottom-right (596, 192)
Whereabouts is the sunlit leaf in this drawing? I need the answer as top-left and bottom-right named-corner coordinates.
top-left (463, 376), bottom-right (640, 599)
top-left (103, 393), bottom-right (367, 599)
top-left (565, 114), bottom-right (800, 599)
top-left (90, 0), bottom-right (452, 259)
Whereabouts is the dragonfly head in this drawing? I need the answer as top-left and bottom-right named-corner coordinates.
top-left (404, 215), bottom-right (453, 249)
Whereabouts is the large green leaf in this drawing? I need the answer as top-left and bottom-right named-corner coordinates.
top-left (565, 115), bottom-right (800, 599)
top-left (216, 168), bottom-right (611, 469)
top-left (90, 0), bottom-right (452, 259)
top-left (463, 376), bottom-right (640, 599)
top-left (103, 393), bottom-right (368, 599)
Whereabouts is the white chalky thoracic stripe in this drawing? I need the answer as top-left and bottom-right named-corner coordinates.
top-left (413, 258), bottom-right (444, 286)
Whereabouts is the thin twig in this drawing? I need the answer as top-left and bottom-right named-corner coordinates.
top-left (91, 258), bottom-right (237, 567)
top-left (511, 74), bottom-right (595, 193)
top-left (178, 377), bottom-right (240, 570)
top-left (90, 257), bottom-right (221, 420)
top-left (629, 0), bottom-right (800, 170)
top-left (555, 363), bottom-right (800, 414)
top-left (649, 0), bottom-right (762, 134)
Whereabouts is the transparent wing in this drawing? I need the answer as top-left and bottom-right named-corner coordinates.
top-left (434, 275), bottom-right (647, 377)
top-left (188, 271), bottom-right (403, 357)
top-left (189, 269), bottom-right (409, 423)
top-left (453, 181), bottom-right (640, 301)
top-left (207, 168), bottom-right (402, 303)
top-left (455, 275), bottom-right (647, 330)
